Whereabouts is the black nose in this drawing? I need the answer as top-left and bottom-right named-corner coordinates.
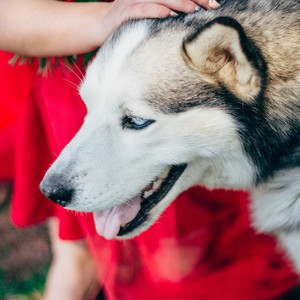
top-left (40, 174), bottom-right (74, 207)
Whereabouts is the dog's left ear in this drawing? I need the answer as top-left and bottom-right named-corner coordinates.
top-left (182, 17), bottom-right (265, 103)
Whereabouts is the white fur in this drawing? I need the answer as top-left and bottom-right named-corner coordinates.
top-left (251, 168), bottom-right (300, 232)
top-left (277, 232), bottom-right (300, 272)
top-left (251, 168), bottom-right (300, 272)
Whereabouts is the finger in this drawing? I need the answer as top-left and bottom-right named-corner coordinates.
top-left (123, 0), bottom-right (221, 21)
top-left (193, 0), bottom-right (220, 10)
top-left (129, 3), bottom-right (174, 19)
top-left (152, 0), bottom-right (220, 12)
top-left (138, 0), bottom-right (200, 14)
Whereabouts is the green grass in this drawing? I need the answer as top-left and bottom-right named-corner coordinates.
top-left (0, 266), bottom-right (48, 299)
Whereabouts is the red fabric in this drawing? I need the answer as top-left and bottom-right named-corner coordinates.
top-left (11, 64), bottom-right (87, 240)
top-left (0, 51), bottom-right (36, 181)
top-left (86, 188), bottom-right (298, 300)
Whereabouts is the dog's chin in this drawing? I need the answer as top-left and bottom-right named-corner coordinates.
top-left (116, 163), bottom-right (187, 238)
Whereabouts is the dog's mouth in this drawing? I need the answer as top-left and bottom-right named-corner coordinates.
top-left (93, 164), bottom-right (187, 239)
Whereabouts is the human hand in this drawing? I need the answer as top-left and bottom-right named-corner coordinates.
top-left (109, 0), bottom-right (220, 20)
top-left (102, 0), bottom-right (220, 42)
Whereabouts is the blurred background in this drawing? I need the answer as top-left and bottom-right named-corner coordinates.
top-left (0, 182), bottom-right (51, 300)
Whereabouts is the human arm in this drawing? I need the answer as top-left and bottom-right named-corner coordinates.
top-left (0, 0), bottom-right (219, 57)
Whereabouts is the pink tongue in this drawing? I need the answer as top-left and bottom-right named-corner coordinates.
top-left (93, 196), bottom-right (141, 240)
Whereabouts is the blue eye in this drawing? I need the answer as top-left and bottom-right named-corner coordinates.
top-left (122, 116), bottom-right (155, 130)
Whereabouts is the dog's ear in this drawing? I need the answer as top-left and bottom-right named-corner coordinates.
top-left (182, 17), bottom-right (265, 103)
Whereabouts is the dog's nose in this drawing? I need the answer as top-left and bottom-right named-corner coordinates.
top-left (40, 175), bottom-right (74, 207)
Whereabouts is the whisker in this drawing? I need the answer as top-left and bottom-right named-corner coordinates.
top-left (71, 58), bottom-right (85, 80)
top-left (62, 78), bottom-right (80, 93)
top-left (50, 151), bottom-right (59, 159)
top-left (59, 60), bottom-right (83, 84)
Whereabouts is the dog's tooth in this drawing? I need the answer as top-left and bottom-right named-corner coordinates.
top-left (161, 168), bottom-right (170, 179)
top-left (153, 178), bottom-right (163, 190)
top-left (143, 190), bottom-right (153, 198)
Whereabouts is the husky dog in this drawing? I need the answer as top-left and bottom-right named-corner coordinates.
top-left (40, 0), bottom-right (300, 271)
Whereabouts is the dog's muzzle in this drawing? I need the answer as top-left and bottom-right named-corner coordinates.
top-left (40, 174), bottom-right (74, 207)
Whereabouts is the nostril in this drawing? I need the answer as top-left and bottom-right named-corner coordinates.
top-left (48, 186), bottom-right (74, 207)
top-left (40, 176), bottom-right (74, 207)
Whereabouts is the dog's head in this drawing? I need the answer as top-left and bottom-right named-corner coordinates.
top-left (40, 15), bottom-right (265, 239)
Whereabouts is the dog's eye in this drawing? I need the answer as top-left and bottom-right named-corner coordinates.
top-left (122, 116), bottom-right (155, 130)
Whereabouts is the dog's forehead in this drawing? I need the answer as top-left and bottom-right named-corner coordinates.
top-left (80, 21), bottom-right (150, 110)
top-left (100, 21), bottom-right (188, 88)
top-left (100, 22), bottom-right (150, 84)
top-left (114, 23), bottom-right (215, 114)
top-left (81, 19), bottom-right (207, 115)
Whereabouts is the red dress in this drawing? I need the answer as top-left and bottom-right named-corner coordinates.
top-left (10, 61), bottom-right (87, 239)
top-left (86, 188), bottom-right (299, 300)
top-left (0, 51), bottom-right (36, 181)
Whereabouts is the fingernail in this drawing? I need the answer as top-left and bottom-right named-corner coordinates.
top-left (194, 6), bottom-right (200, 12)
top-left (170, 11), bottom-right (178, 17)
top-left (209, 0), bottom-right (220, 9)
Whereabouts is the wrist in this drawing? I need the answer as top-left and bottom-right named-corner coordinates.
top-left (91, 2), bottom-right (123, 48)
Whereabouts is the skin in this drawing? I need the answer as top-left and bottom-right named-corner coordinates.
top-left (0, 0), bottom-right (220, 57)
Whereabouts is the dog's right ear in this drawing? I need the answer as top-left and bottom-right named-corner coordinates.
top-left (182, 17), bottom-right (265, 103)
